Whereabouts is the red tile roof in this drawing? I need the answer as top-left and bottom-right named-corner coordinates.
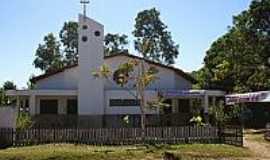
top-left (30, 53), bottom-right (197, 84)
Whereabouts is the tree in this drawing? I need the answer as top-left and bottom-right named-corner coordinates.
top-left (93, 40), bottom-right (167, 138)
top-left (104, 33), bottom-right (129, 56)
top-left (133, 8), bottom-right (180, 65)
top-left (59, 22), bottom-right (129, 63)
top-left (0, 87), bottom-right (5, 106)
top-left (36, 21), bottom-right (128, 69)
top-left (0, 81), bottom-right (16, 106)
top-left (3, 81), bottom-right (16, 90)
top-left (59, 21), bottom-right (79, 66)
top-left (33, 33), bottom-right (64, 73)
top-left (196, 0), bottom-right (270, 93)
top-left (27, 75), bottom-right (36, 89)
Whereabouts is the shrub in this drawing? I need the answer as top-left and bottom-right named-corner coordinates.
top-left (16, 113), bottom-right (33, 130)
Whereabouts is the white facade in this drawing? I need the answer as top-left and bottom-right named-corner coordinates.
top-left (34, 56), bottom-right (192, 91)
top-left (36, 67), bottom-right (78, 90)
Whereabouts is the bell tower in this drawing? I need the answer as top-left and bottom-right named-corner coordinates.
top-left (78, 1), bottom-right (104, 124)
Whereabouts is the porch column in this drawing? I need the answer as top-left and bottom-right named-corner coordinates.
top-left (29, 94), bottom-right (36, 116)
top-left (58, 97), bottom-right (67, 115)
top-left (203, 94), bottom-right (209, 124)
top-left (172, 99), bottom-right (178, 113)
top-left (212, 96), bottom-right (216, 107)
top-left (16, 96), bottom-right (20, 113)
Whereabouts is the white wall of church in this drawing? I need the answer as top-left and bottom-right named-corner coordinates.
top-left (35, 67), bottom-right (78, 90)
top-left (31, 53), bottom-right (192, 116)
top-left (104, 55), bottom-right (192, 90)
top-left (35, 55), bottom-right (192, 91)
top-left (174, 74), bottom-right (192, 90)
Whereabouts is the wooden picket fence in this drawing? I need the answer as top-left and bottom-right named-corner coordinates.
top-left (0, 126), bottom-right (243, 148)
top-left (265, 123), bottom-right (270, 141)
top-left (219, 126), bottom-right (243, 146)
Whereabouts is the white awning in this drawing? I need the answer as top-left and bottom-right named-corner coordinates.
top-left (225, 91), bottom-right (270, 105)
top-left (159, 90), bottom-right (225, 98)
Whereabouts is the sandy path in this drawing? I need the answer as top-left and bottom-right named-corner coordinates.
top-left (243, 132), bottom-right (270, 160)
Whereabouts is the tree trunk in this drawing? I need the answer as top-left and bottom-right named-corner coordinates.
top-left (140, 95), bottom-right (146, 140)
top-left (139, 59), bottom-right (146, 141)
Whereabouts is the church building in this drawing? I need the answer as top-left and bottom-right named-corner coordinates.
top-left (6, 10), bottom-right (224, 128)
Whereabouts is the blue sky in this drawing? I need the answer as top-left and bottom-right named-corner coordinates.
top-left (0, 0), bottom-right (252, 88)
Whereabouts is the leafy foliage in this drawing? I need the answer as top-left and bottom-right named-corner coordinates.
top-left (0, 88), bottom-right (5, 106)
top-left (195, 0), bottom-right (270, 93)
top-left (33, 33), bottom-right (64, 73)
top-left (209, 103), bottom-right (228, 125)
top-left (0, 81), bottom-right (16, 106)
top-left (3, 81), bottom-right (16, 90)
top-left (16, 113), bottom-right (33, 130)
top-left (34, 21), bottom-right (129, 72)
top-left (104, 33), bottom-right (129, 56)
top-left (133, 8), bottom-right (180, 65)
top-left (209, 102), bottom-right (243, 126)
top-left (34, 8), bottom-right (179, 73)
top-left (190, 116), bottom-right (205, 126)
top-left (59, 21), bottom-right (79, 66)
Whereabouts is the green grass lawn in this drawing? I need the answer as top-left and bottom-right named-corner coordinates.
top-left (0, 144), bottom-right (252, 160)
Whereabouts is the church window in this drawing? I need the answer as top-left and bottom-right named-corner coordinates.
top-left (82, 36), bottom-right (88, 42)
top-left (82, 25), bottom-right (88, 30)
top-left (94, 31), bottom-right (101, 37)
top-left (110, 99), bottom-right (140, 107)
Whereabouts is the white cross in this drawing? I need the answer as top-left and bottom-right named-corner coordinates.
top-left (80, 0), bottom-right (90, 17)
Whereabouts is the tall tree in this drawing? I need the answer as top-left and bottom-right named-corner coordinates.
top-left (93, 40), bottom-right (168, 138)
top-left (35, 20), bottom-right (129, 71)
top-left (133, 8), bottom-right (180, 65)
top-left (197, 0), bottom-right (270, 93)
top-left (104, 33), bottom-right (129, 56)
top-left (59, 21), bottom-right (79, 65)
top-left (59, 21), bottom-right (129, 63)
top-left (33, 33), bottom-right (64, 73)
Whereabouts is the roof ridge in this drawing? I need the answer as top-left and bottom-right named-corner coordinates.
top-left (31, 53), bottom-right (196, 84)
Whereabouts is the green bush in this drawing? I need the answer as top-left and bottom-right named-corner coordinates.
top-left (16, 113), bottom-right (33, 130)
top-left (189, 115), bottom-right (205, 126)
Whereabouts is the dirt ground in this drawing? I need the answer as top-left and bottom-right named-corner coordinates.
top-left (243, 129), bottom-right (270, 160)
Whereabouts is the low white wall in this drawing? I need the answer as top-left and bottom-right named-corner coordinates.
top-left (0, 106), bottom-right (17, 128)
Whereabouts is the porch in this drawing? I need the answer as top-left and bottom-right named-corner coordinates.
top-left (6, 90), bottom-right (78, 116)
top-left (5, 89), bottom-right (225, 128)
top-left (159, 90), bottom-right (225, 123)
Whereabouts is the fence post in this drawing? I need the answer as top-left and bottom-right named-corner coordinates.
top-left (184, 126), bottom-right (189, 144)
top-left (218, 125), bottom-right (224, 144)
top-left (53, 128), bottom-right (55, 143)
top-left (265, 123), bottom-right (270, 141)
top-left (239, 126), bottom-right (244, 146)
top-left (12, 128), bottom-right (15, 146)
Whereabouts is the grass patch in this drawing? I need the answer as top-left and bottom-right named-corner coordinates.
top-left (0, 144), bottom-right (252, 160)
